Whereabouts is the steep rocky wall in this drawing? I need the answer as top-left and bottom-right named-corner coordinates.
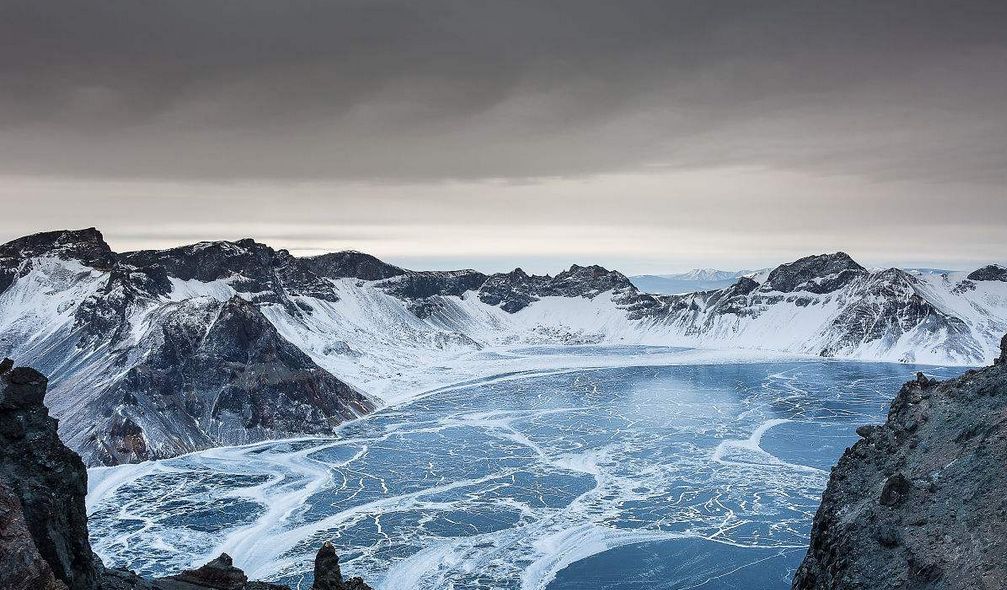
top-left (0, 363), bottom-right (99, 590)
top-left (793, 332), bottom-right (1007, 589)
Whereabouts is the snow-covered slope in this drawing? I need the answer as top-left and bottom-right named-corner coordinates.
top-left (1, 228), bottom-right (1005, 464)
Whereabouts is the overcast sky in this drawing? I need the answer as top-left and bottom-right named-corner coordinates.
top-left (2, 0), bottom-right (1005, 273)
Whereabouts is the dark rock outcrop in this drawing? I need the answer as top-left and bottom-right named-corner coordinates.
top-left (73, 264), bottom-right (173, 348)
top-left (83, 296), bottom-right (373, 465)
top-left (308, 542), bottom-right (371, 590)
top-left (817, 268), bottom-right (977, 360)
top-left (477, 268), bottom-right (541, 313)
top-left (121, 240), bottom-right (340, 305)
top-left (0, 360), bottom-right (372, 590)
top-left (0, 481), bottom-right (67, 590)
top-left (301, 251), bottom-right (407, 281)
top-left (793, 332), bottom-right (1007, 589)
top-left (477, 264), bottom-right (638, 313)
top-left (155, 553), bottom-right (249, 590)
top-left (377, 262), bottom-right (638, 316)
top-left (0, 363), bottom-right (100, 590)
top-left (0, 228), bottom-right (116, 295)
top-left (312, 543), bottom-right (342, 590)
top-left (966, 264), bottom-right (1007, 282)
top-left (762, 252), bottom-right (866, 294)
top-left (378, 269), bottom-right (488, 317)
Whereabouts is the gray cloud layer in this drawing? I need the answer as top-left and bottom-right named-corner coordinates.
top-left (3, 0), bottom-right (1007, 183)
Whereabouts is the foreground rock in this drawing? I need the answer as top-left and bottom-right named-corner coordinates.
top-left (0, 481), bottom-right (67, 590)
top-left (0, 360), bottom-right (372, 590)
top-left (0, 364), bottom-right (98, 590)
top-left (793, 332), bottom-right (1007, 589)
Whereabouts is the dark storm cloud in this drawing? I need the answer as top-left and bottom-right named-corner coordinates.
top-left (2, 0), bottom-right (1007, 183)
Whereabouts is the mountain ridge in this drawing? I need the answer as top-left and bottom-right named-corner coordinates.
top-left (1, 228), bottom-right (1005, 465)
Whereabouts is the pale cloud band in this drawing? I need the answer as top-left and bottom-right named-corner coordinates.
top-left (3, 170), bottom-right (1003, 274)
top-left (1, 1), bottom-right (1005, 271)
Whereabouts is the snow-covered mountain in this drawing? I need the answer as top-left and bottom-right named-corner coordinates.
top-left (630, 269), bottom-right (754, 294)
top-left (2, 228), bottom-right (1005, 465)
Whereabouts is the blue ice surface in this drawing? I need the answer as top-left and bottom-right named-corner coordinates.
top-left (87, 351), bottom-right (966, 590)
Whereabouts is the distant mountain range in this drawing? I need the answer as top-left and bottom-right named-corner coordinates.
top-left (1, 228), bottom-right (1005, 465)
top-left (630, 269), bottom-right (756, 294)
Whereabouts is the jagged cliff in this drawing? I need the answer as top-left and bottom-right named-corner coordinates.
top-left (0, 362), bottom-right (98, 590)
top-left (0, 360), bottom-right (372, 590)
top-left (793, 332), bottom-right (1007, 589)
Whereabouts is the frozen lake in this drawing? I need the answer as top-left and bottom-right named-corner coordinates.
top-left (87, 350), bottom-right (964, 589)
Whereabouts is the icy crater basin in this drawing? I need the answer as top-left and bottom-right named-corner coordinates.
top-left (87, 351), bottom-right (964, 589)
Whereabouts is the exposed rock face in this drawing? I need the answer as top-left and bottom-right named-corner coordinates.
top-left (477, 268), bottom-right (541, 313)
top-left (378, 269), bottom-right (489, 317)
top-left (121, 240), bottom-right (340, 305)
top-left (793, 332), bottom-right (1007, 589)
top-left (967, 264), bottom-right (1007, 282)
top-left (762, 252), bottom-right (866, 294)
top-left (312, 543), bottom-right (342, 590)
top-left (0, 363), bottom-right (100, 590)
top-left (376, 263), bottom-right (638, 316)
top-left (306, 542), bottom-right (370, 590)
top-left (0, 481), bottom-right (67, 590)
top-left (300, 251), bottom-right (407, 281)
top-left (0, 230), bottom-right (382, 466)
top-left (0, 361), bottom-right (372, 590)
top-left (817, 268), bottom-right (975, 360)
top-left (82, 296), bottom-right (373, 465)
top-left (73, 264), bottom-right (173, 348)
top-left (0, 228), bottom-right (115, 292)
top-left (476, 264), bottom-right (637, 313)
top-left (154, 553), bottom-right (250, 590)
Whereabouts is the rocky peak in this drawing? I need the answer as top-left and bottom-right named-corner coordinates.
top-left (309, 542), bottom-right (372, 590)
top-left (312, 543), bottom-right (341, 590)
top-left (73, 264), bottom-right (174, 349)
top-left (762, 252), bottom-right (867, 294)
top-left (120, 239), bottom-right (277, 283)
top-left (301, 251), bottom-right (407, 281)
top-left (477, 264), bottom-right (635, 314)
top-left (0, 228), bottom-right (115, 268)
top-left (700, 276), bottom-right (761, 314)
top-left (121, 239), bottom-right (338, 304)
top-left (548, 264), bottom-right (634, 297)
top-left (478, 268), bottom-right (540, 312)
top-left (998, 332), bottom-right (1007, 365)
top-left (86, 295), bottom-right (373, 465)
top-left (378, 269), bottom-right (489, 317)
top-left (0, 228), bottom-right (116, 295)
top-left (967, 264), bottom-right (1007, 282)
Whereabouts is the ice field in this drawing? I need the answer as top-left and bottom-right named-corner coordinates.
top-left (87, 350), bottom-right (965, 589)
